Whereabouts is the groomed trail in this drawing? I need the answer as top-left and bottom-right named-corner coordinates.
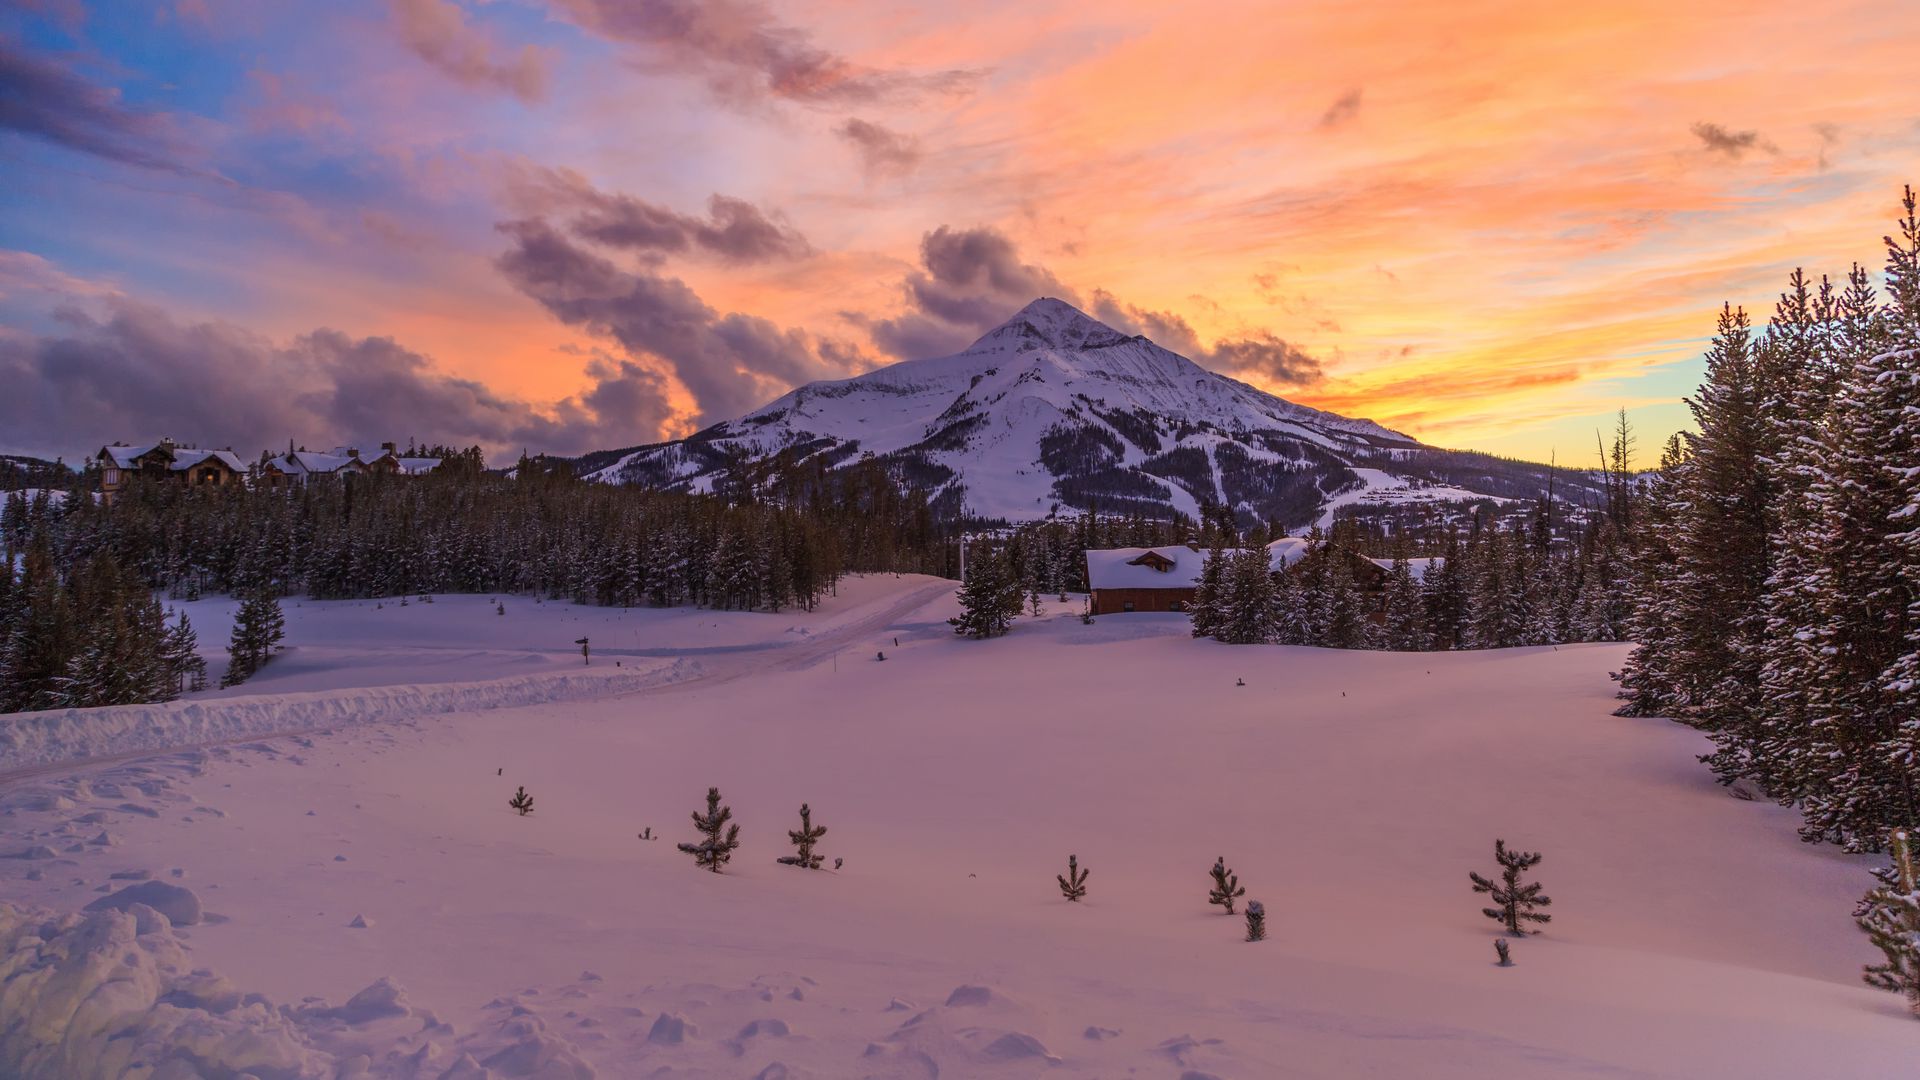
top-left (0, 579), bottom-right (955, 783)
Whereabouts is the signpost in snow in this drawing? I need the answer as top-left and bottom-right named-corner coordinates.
top-left (576, 637), bottom-right (590, 666)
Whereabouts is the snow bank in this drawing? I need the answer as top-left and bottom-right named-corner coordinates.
top-left (0, 660), bottom-right (694, 773)
top-left (0, 901), bottom-right (597, 1079)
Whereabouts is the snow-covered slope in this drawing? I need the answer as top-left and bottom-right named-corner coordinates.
top-left (0, 578), bottom-right (1907, 1077)
top-left (586, 299), bottom-right (1547, 524)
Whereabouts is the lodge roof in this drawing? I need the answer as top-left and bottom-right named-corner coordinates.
top-left (97, 443), bottom-right (244, 473)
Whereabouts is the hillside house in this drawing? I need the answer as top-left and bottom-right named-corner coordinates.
top-left (261, 443), bottom-right (443, 490)
top-left (94, 440), bottom-right (245, 504)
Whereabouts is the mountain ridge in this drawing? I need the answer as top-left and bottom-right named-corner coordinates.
top-left (580, 298), bottom-right (1588, 526)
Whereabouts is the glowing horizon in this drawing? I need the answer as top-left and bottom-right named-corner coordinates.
top-left (3, 0), bottom-right (1918, 468)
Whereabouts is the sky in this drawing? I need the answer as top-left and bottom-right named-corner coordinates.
top-left (2, 0), bottom-right (1918, 467)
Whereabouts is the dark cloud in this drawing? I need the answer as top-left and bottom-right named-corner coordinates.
top-left (0, 37), bottom-right (196, 172)
top-left (0, 297), bottom-right (669, 460)
top-left (1206, 332), bottom-right (1324, 387)
top-left (1691, 121), bottom-right (1773, 159)
top-left (575, 192), bottom-right (811, 262)
top-left (391, 0), bottom-right (550, 103)
top-left (553, 0), bottom-right (979, 107)
top-left (1090, 289), bottom-right (1324, 388)
top-left (1318, 88), bottom-right (1362, 129)
top-left (506, 166), bottom-right (811, 264)
top-left (870, 225), bottom-right (1079, 358)
top-left (495, 218), bottom-right (856, 425)
top-left (836, 117), bottom-right (922, 177)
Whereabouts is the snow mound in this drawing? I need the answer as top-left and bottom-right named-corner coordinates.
top-left (83, 880), bottom-right (201, 926)
top-left (0, 659), bottom-right (695, 772)
top-left (0, 902), bottom-right (598, 1079)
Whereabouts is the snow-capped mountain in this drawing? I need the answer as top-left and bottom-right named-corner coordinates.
top-left (583, 298), bottom-right (1565, 524)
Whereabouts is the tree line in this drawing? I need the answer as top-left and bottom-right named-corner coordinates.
top-left (1613, 186), bottom-right (1920, 856)
top-left (0, 451), bottom-right (960, 712)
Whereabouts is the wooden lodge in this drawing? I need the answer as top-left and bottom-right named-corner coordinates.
top-left (1084, 546), bottom-right (1211, 615)
top-left (94, 439), bottom-right (245, 504)
top-left (100, 438), bottom-right (443, 498)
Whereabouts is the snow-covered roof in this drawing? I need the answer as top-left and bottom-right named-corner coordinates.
top-left (1369, 556), bottom-right (1441, 583)
top-left (97, 444), bottom-right (241, 472)
top-left (1266, 536), bottom-right (1312, 571)
top-left (171, 448), bottom-right (245, 472)
top-left (396, 456), bottom-right (441, 474)
top-left (1085, 547), bottom-right (1209, 590)
top-left (100, 443), bottom-right (162, 468)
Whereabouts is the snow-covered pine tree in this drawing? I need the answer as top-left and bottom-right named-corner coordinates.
top-left (508, 786), bottom-right (534, 815)
top-left (1794, 201), bottom-right (1920, 847)
top-left (1379, 549), bottom-right (1429, 651)
top-left (1244, 900), bottom-right (1266, 942)
top-left (949, 542), bottom-right (1023, 638)
top-left (163, 611), bottom-right (207, 695)
top-left (679, 786), bottom-right (741, 872)
top-left (1614, 432), bottom-right (1690, 717)
top-left (1214, 548), bottom-right (1278, 644)
top-left (1188, 537), bottom-right (1228, 639)
top-left (776, 802), bottom-right (827, 869)
top-left (1671, 305), bottom-right (1777, 783)
top-left (221, 591), bottom-right (285, 688)
top-left (1470, 839), bottom-right (1553, 936)
top-left (1058, 854), bottom-right (1088, 901)
top-left (1859, 828), bottom-right (1920, 1017)
top-left (1208, 856), bottom-right (1246, 914)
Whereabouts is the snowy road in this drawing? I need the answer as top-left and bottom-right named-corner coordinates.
top-left (0, 578), bottom-right (955, 782)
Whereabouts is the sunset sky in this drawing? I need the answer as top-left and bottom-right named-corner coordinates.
top-left (4, 0), bottom-right (1918, 466)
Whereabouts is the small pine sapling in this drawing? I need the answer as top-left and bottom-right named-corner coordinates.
top-left (1245, 900), bottom-right (1266, 942)
top-left (1470, 839), bottom-right (1553, 935)
top-left (678, 786), bottom-right (741, 872)
top-left (776, 803), bottom-right (828, 869)
top-left (1494, 939), bottom-right (1512, 966)
top-left (1058, 854), bottom-right (1088, 901)
top-left (1859, 828), bottom-right (1920, 1017)
top-left (508, 786), bottom-right (534, 816)
top-left (1208, 856), bottom-right (1245, 914)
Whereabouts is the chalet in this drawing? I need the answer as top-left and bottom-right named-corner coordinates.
top-left (94, 439), bottom-right (245, 504)
top-left (261, 443), bottom-right (442, 489)
top-left (1085, 546), bottom-right (1211, 615)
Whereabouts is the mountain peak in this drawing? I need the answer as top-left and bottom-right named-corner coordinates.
top-left (967, 297), bottom-right (1133, 352)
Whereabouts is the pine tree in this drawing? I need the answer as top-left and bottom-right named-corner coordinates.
top-left (163, 611), bottom-right (207, 695)
top-left (1208, 856), bottom-right (1245, 914)
top-left (1859, 828), bottom-right (1920, 1017)
top-left (221, 591), bottom-right (285, 688)
top-left (950, 543), bottom-right (1023, 638)
top-left (1379, 550), bottom-right (1429, 651)
top-left (508, 785), bottom-right (534, 816)
top-left (1244, 900), bottom-right (1266, 942)
top-left (1214, 548), bottom-right (1278, 644)
top-left (1671, 305), bottom-right (1775, 781)
top-left (679, 786), bottom-right (741, 872)
top-left (1188, 537), bottom-right (1228, 639)
top-left (1057, 854), bottom-right (1088, 901)
top-left (776, 802), bottom-right (827, 869)
top-left (1470, 839), bottom-right (1553, 936)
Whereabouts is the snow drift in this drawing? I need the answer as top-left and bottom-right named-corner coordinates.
top-left (0, 660), bottom-right (694, 773)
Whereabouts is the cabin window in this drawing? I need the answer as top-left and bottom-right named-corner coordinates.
top-left (103, 468), bottom-right (121, 485)
top-left (1169, 600), bottom-right (1185, 612)
top-left (1122, 601), bottom-right (1135, 612)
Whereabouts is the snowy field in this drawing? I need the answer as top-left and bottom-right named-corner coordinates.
top-left (0, 575), bottom-right (1909, 1078)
